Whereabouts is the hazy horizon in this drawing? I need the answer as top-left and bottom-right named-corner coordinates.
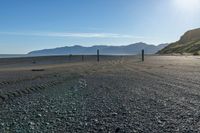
top-left (0, 0), bottom-right (200, 54)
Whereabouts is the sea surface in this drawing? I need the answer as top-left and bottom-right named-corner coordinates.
top-left (0, 54), bottom-right (28, 59)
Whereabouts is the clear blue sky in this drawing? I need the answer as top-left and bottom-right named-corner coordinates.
top-left (0, 0), bottom-right (200, 54)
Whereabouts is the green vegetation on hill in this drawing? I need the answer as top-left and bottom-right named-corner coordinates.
top-left (158, 28), bottom-right (200, 55)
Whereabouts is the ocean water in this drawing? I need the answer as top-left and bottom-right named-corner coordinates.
top-left (0, 54), bottom-right (28, 59)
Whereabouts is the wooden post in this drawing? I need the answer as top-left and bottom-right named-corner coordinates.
top-left (69, 54), bottom-right (72, 62)
top-left (97, 49), bottom-right (100, 62)
top-left (82, 55), bottom-right (84, 61)
top-left (142, 49), bottom-right (144, 62)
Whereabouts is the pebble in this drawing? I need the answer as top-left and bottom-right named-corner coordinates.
top-left (111, 112), bottom-right (118, 116)
top-left (115, 127), bottom-right (120, 133)
top-left (37, 113), bottom-right (42, 117)
top-left (94, 119), bottom-right (98, 123)
top-left (0, 122), bottom-right (4, 126)
top-left (28, 121), bottom-right (35, 130)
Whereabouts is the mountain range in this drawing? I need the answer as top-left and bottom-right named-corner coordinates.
top-left (157, 28), bottom-right (200, 55)
top-left (28, 42), bottom-right (168, 56)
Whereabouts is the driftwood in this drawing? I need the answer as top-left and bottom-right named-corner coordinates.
top-left (31, 69), bottom-right (45, 72)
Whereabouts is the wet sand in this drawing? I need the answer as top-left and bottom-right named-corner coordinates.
top-left (0, 55), bottom-right (200, 132)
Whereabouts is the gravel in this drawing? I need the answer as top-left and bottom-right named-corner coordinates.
top-left (0, 56), bottom-right (200, 132)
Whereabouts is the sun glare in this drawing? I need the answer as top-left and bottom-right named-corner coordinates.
top-left (173, 0), bottom-right (200, 12)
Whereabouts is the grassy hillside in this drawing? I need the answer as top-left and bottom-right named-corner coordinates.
top-left (158, 28), bottom-right (200, 55)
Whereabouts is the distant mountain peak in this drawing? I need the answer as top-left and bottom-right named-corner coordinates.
top-left (72, 45), bottom-right (83, 47)
top-left (28, 42), bottom-right (168, 56)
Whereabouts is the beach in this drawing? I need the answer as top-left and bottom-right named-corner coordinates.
top-left (0, 55), bottom-right (200, 132)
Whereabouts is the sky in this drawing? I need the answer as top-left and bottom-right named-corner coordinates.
top-left (0, 0), bottom-right (200, 54)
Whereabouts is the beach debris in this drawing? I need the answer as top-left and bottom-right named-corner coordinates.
top-left (31, 69), bottom-right (45, 72)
